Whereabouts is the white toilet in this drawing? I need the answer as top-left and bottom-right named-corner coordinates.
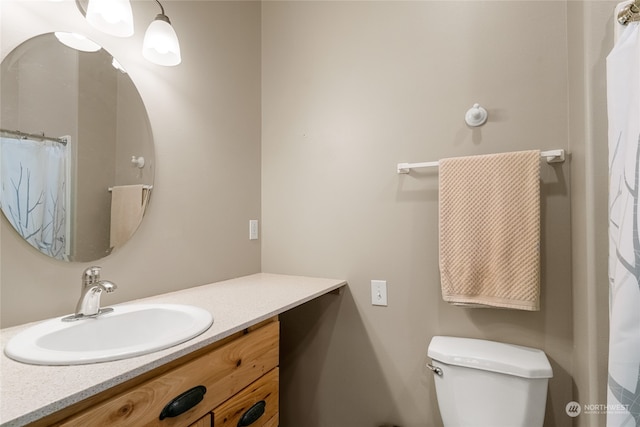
top-left (427, 336), bottom-right (553, 427)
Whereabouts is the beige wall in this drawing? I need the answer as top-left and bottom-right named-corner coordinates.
top-left (115, 72), bottom-right (153, 188)
top-left (262, 1), bottom-right (612, 426)
top-left (567, 1), bottom-right (613, 426)
top-left (0, 0), bottom-right (262, 326)
top-left (75, 49), bottom-right (117, 260)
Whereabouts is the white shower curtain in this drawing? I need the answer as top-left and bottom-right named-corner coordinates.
top-left (607, 20), bottom-right (640, 427)
top-left (0, 136), bottom-right (69, 260)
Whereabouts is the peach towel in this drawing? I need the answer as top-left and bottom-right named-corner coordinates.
top-left (110, 185), bottom-right (150, 249)
top-left (438, 150), bottom-right (541, 311)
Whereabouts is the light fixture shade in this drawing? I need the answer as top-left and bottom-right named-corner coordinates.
top-left (54, 32), bottom-right (101, 52)
top-left (143, 15), bottom-right (181, 66)
top-left (86, 0), bottom-right (134, 37)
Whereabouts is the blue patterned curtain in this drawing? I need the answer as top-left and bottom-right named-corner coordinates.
top-left (0, 136), bottom-right (69, 260)
top-left (607, 21), bottom-right (640, 427)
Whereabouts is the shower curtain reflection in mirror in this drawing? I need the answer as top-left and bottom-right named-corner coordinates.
top-left (0, 137), bottom-right (70, 260)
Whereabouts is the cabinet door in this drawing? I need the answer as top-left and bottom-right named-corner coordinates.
top-left (213, 368), bottom-right (278, 427)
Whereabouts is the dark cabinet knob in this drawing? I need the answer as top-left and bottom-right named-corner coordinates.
top-left (159, 385), bottom-right (207, 420)
top-left (237, 400), bottom-right (266, 426)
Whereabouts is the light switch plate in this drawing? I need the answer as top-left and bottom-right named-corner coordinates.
top-left (249, 220), bottom-right (258, 240)
top-left (371, 280), bottom-right (387, 306)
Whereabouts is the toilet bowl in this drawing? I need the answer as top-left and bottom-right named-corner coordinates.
top-left (427, 336), bottom-right (553, 427)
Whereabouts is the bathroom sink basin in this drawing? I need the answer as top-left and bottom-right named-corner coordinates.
top-left (4, 304), bottom-right (213, 365)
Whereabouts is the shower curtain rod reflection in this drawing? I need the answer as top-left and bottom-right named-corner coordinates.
top-left (618, 0), bottom-right (640, 25)
top-left (107, 185), bottom-right (153, 192)
top-left (0, 128), bottom-right (68, 146)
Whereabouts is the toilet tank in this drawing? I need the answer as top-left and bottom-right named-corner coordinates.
top-left (427, 336), bottom-right (553, 427)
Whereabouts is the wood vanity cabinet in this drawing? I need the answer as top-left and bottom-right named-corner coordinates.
top-left (187, 414), bottom-right (211, 427)
top-left (44, 318), bottom-right (279, 427)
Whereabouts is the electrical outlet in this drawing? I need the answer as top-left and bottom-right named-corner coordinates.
top-left (371, 280), bottom-right (388, 306)
top-left (249, 220), bottom-right (258, 240)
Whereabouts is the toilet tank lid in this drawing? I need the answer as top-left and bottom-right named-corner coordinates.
top-left (428, 336), bottom-right (553, 379)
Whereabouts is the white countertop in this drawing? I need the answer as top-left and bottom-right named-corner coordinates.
top-left (0, 273), bottom-right (346, 426)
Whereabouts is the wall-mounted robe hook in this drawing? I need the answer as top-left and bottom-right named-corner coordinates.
top-left (131, 156), bottom-right (145, 168)
top-left (465, 103), bottom-right (488, 127)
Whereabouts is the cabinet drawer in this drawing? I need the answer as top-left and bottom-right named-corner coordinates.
top-left (262, 415), bottom-right (279, 427)
top-left (188, 413), bottom-right (211, 427)
top-left (58, 321), bottom-right (279, 427)
top-left (213, 368), bottom-right (278, 427)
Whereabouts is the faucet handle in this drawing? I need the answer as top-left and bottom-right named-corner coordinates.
top-left (82, 266), bottom-right (102, 285)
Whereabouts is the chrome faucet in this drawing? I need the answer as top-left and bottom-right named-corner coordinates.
top-left (63, 266), bottom-right (117, 321)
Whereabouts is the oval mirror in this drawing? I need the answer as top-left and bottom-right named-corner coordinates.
top-left (0, 33), bottom-right (154, 262)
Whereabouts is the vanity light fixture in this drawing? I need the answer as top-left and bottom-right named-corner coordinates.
top-left (85, 0), bottom-right (134, 37)
top-left (54, 32), bottom-right (102, 52)
top-left (70, 0), bottom-right (181, 66)
top-left (142, 0), bottom-right (182, 66)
